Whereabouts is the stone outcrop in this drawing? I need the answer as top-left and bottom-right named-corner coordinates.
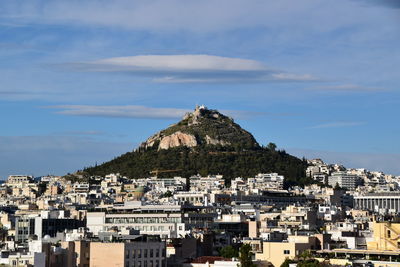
top-left (205, 135), bottom-right (230, 146)
top-left (139, 105), bottom-right (259, 151)
top-left (158, 131), bottom-right (198, 150)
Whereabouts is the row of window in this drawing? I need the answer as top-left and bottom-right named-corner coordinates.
top-left (126, 259), bottom-right (165, 267)
top-left (112, 225), bottom-right (174, 232)
top-left (105, 217), bottom-right (181, 224)
top-left (125, 248), bottom-right (166, 259)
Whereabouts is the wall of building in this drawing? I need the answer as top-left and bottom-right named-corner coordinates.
top-left (367, 222), bottom-right (400, 251)
top-left (90, 242), bottom-right (124, 267)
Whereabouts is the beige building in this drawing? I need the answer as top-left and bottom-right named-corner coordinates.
top-left (368, 221), bottom-right (400, 251)
top-left (90, 242), bottom-right (124, 267)
top-left (255, 236), bottom-right (317, 267)
top-left (60, 240), bottom-right (90, 267)
top-left (6, 175), bottom-right (33, 186)
top-left (90, 239), bottom-right (166, 267)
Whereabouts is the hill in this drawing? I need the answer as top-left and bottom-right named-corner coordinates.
top-left (82, 106), bottom-right (309, 187)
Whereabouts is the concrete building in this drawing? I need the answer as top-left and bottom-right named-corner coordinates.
top-left (174, 192), bottom-right (208, 206)
top-left (328, 172), bottom-right (362, 190)
top-left (367, 221), bottom-right (400, 251)
top-left (87, 203), bottom-right (186, 238)
top-left (90, 236), bottom-right (166, 267)
top-left (15, 212), bottom-right (85, 242)
top-left (6, 175), bottom-right (34, 187)
top-left (255, 235), bottom-right (317, 267)
top-left (354, 192), bottom-right (400, 214)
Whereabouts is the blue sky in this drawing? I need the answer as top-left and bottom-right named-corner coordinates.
top-left (0, 0), bottom-right (399, 179)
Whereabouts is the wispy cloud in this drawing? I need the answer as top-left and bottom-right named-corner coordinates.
top-left (0, 0), bottom-right (353, 32)
top-left (307, 84), bottom-right (385, 92)
top-left (46, 105), bottom-right (264, 120)
top-left (309, 121), bottom-right (365, 129)
top-left (64, 54), bottom-right (317, 83)
top-left (51, 130), bottom-right (105, 136)
top-left (92, 55), bottom-right (266, 72)
top-left (47, 105), bottom-right (191, 119)
top-left (353, 0), bottom-right (400, 9)
top-left (0, 89), bottom-right (62, 101)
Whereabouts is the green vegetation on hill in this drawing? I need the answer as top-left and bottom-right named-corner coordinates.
top-left (83, 145), bottom-right (309, 188)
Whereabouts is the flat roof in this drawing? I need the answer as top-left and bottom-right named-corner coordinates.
top-left (317, 249), bottom-right (400, 256)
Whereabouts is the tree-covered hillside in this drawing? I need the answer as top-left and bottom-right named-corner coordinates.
top-left (83, 145), bottom-right (309, 187)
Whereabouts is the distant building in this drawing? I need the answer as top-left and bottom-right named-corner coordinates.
top-left (255, 235), bottom-right (318, 267)
top-left (15, 211), bottom-right (85, 242)
top-left (87, 203), bottom-right (186, 238)
top-left (90, 236), bottom-right (166, 267)
top-left (354, 192), bottom-right (400, 214)
top-left (6, 175), bottom-right (33, 186)
top-left (328, 172), bottom-right (362, 190)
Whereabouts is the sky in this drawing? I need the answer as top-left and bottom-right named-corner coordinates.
top-left (0, 0), bottom-right (399, 179)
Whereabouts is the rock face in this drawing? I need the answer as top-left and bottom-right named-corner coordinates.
top-left (140, 105), bottom-right (259, 151)
top-left (158, 131), bottom-right (198, 150)
top-left (205, 135), bottom-right (230, 146)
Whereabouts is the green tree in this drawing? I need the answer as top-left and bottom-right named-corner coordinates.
top-left (297, 259), bottom-right (321, 267)
top-left (238, 244), bottom-right (256, 267)
top-left (299, 250), bottom-right (312, 260)
top-left (267, 142), bottom-right (277, 151)
top-left (219, 245), bottom-right (239, 258)
top-left (161, 191), bottom-right (173, 198)
top-left (281, 258), bottom-right (296, 267)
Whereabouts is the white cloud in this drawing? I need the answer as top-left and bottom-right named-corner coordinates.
top-left (47, 105), bottom-right (191, 119)
top-left (271, 73), bottom-right (318, 82)
top-left (46, 104), bottom-right (264, 120)
top-left (309, 121), bottom-right (365, 129)
top-left (94, 55), bottom-right (266, 72)
top-left (67, 54), bottom-right (317, 83)
top-left (307, 84), bottom-right (385, 92)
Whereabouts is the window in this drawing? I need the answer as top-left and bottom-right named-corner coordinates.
top-left (283, 250), bottom-right (290, 255)
top-left (144, 249), bottom-right (148, 258)
top-left (150, 249), bottom-right (153, 257)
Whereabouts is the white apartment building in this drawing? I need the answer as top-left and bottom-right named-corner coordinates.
top-left (6, 175), bottom-right (33, 186)
top-left (87, 203), bottom-right (186, 238)
top-left (328, 172), bottom-right (362, 190)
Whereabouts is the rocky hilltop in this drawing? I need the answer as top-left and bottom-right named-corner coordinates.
top-left (140, 105), bottom-right (259, 151)
top-left (83, 106), bottom-right (308, 187)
